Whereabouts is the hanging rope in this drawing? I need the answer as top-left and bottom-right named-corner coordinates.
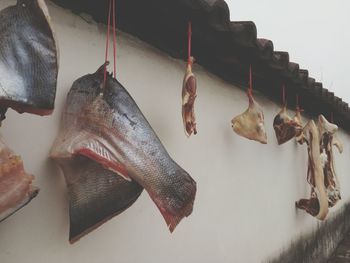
top-left (188, 21), bottom-right (192, 65)
top-left (248, 65), bottom-right (253, 98)
top-left (103, 0), bottom-right (112, 89)
top-left (296, 94), bottom-right (299, 109)
top-left (103, 0), bottom-right (118, 88)
top-left (282, 85), bottom-right (286, 105)
top-left (296, 94), bottom-right (304, 112)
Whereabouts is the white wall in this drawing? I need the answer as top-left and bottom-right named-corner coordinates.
top-left (0, 1), bottom-right (349, 262)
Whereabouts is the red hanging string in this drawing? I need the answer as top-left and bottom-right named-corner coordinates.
top-left (296, 94), bottom-right (299, 109)
top-left (112, 0), bottom-right (117, 78)
top-left (103, 0), bottom-right (112, 88)
top-left (248, 65), bottom-right (253, 97)
top-left (282, 85), bottom-right (286, 105)
top-left (188, 22), bottom-right (192, 65)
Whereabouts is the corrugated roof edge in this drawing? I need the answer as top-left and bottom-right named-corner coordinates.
top-left (52, 0), bottom-right (350, 131)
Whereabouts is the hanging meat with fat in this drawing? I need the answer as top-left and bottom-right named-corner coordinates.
top-left (273, 104), bottom-right (302, 145)
top-left (296, 120), bottom-right (328, 220)
top-left (0, 138), bottom-right (38, 222)
top-left (231, 91), bottom-right (267, 144)
top-left (317, 115), bottom-right (343, 208)
top-left (182, 56), bottom-right (197, 137)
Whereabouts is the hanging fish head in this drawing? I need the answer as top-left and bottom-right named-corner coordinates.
top-left (51, 65), bottom-right (197, 233)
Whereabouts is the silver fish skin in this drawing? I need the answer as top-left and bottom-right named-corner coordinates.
top-left (0, 0), bottom-right (58, 120)
top-left (57, 155), bottom-right (143, 244)
top-left (51, 65), bottom-right (197, 232)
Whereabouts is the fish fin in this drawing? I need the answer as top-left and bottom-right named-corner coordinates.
top-left (149, 178), bottom-right (196, 233)
top-left (57, 156), bottom-right (143, 244)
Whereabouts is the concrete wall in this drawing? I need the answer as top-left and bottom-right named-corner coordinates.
top-left (0, 1), bottom-right (349, 262)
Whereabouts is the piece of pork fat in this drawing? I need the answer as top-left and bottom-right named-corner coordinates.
top-left (0, 139), bottom-right (38, 222)
top-left (51, 64), bottom-right (197, 233)
top-left (231, 91), bottom-right (267, 144)
top-left (273, 104), bottom-right (302, 145)
top-left (0, 0), bottom-right (58, 121)
top-left (182, 56), bottom-right (197, 137)
top-left (317, 115), bottom-right (343, 208)
top-left (296, 120), bottom-right (328, 220)
top-left (56, 155), bottom-right (142, 244)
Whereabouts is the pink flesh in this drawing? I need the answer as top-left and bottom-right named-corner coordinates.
top-left (76, 148), bottom-right (130, 180)
top-left (0, 141), bottom-right (36, 216)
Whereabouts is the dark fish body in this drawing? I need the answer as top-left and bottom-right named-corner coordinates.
top-left (0, 0), bottom-right (58, 119)
top-left (51, 64), bottom-right (197, 232)
top-left (57, 155), bottom-right (142, 244)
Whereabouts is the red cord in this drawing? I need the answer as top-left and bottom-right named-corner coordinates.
top-left (282, 85), bottom-right (286, 105)
top-left (248, 65), bottom-right (253, 97)
top-left (112, 0), bottom-right (117, 78)
top-left (296, 94), bottom-right (299, 109)
top-left (188, 22), bottom-right (192, 65)
top-left (103, 0), bottom-right (112, 88)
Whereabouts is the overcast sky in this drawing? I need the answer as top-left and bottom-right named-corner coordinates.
top-left (226, 0), bottom-right (350, 103)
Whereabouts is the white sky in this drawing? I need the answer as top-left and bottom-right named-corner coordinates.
top-left (226, 0), bottom-right (350, 103)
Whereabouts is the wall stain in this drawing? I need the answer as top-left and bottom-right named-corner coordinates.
top-left (267, 203), bottom-right (350, 263)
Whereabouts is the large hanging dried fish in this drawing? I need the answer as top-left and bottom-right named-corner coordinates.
top-left (0, 0), bottom-right (58, 120)
top-left (51, 64), bottom-right (197, 234)
top-left (0, 138), bottom-right (38, 222)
